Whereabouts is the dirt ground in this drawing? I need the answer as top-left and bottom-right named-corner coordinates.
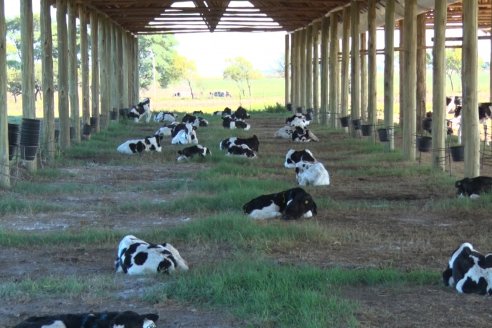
top-left (3, 114), bottom-right (492, 327)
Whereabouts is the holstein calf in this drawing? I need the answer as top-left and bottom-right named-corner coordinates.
top-left (274, 125), bottom-right (295, 139)
top-left (292, 126), bottom-right (319, 142)
top-left (171, 123), bottom-right (198, 145)
top-left (117, 135), bottom-right (162, 154)
top-left (155, 122), bottom-right (178, 137)
top-left (284, 149), bottom-right (317, 168)
top-left (233, 106), bottom-right (251, 119)
top-left (243, 187), bottom-right (317, 220)
top-left (222, 115), bottom-right (251, 130)
top-left (443, 242), bottom-right (492, 295)
top-left (13, 311), bottom-right (159, 328)
top-left (182, 114), bottom-right (208, 127)
top-left (127, 98), bottom-right (151, 123)
top-left (455, 176), bottom-right (492, 198)
top-left (295, 162), bottom-right (330, 186)
top-left (219, 135), bottom-right (259, 152)
top-left (286, 113), bottom-right (311, 128)
top-left (115, 235), bottom-right (188, 275)
top-left (153, 111), bottom-right (177, 123)
top-left (226, 144), bottom-right (256, 158)
top-left (177, 145), bottom-right (211, 161)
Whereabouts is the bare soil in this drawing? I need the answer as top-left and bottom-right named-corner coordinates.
top-left (3, 114), bottom-right (492, 328)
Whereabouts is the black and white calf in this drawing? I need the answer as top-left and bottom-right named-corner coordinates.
top-left (295, 162), bottom-right (330, 186)
top-left (115, 235), bottom-right (188, 275)
top-left (284, 149), bottom-right (317, 168)
top-left (443, 242), bottom-right (492, 295)
top-left (226, 144), bottom-right (256, 158)
top-left (155, 122), bottom-right (178, 137)
top-left (286, 113), bottom-right (311, 129)
top-left (292, 126), bottom-right (319, 142)
top-left (219, 135), bottom-right (259, 152)
top-left (233, 106), bottom-right (251, 120)
top-left (117, 135), bottom-right (162, 154)
top-left (243, 187), bottom-right (317, 220)
top-left (127, 98), bottom-right (151, 123)
top-left (455, 176), bottom-right (492, 198)
top-left (182, 114), bottom-right (209, 127)
top-left (222, 115), bottom-right (251, 130)
top-left (274, 125), bottom-right (295, 139)
top-left (171, 122), bottom-right (198, 145)
top-left (13, 311), bottom-right (159, 328)
top-left (153, 111), bottom-right (177, 123)
top-left (177, 145), bottom-right (211, 161)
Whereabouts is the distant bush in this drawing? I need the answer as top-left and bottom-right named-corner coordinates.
top-left (262, 102), bottom-right (286, 113)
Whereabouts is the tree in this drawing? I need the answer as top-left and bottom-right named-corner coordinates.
top-left (223, 57), bottom-right (261, 99)
top-left (173, 55), bottom-right (197, 99)
top-left (6, 15), bottom-right (42, 69)
top-left (138, 35), bottom-right (179, 89)
top-left (445, 49), bottom-right (461, 91)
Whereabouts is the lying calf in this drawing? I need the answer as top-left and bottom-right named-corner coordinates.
top-left (226, 144), bottom-right (256, 158)
top-left (295, 162), bottom-right (330, 186)
top-left (115, 235), bottom-right (188, 275)
top-left (222, 115), bottom-right (251, 130)
top-left (171, 123), bottom-right (198, 145)
top-left (177, 145), bottom-right (211, 161)
top-left (219, 135), bottom-right (259, 152)
top-left (153, 111), bottom-right (177, 123)
top-left (117, 135), bottom-right (162, 154)
top-left (292, 126), bottom-right (319, 142)
top-left (443, 242), bottom-right (492, 295)
top-left (284, 149), bottom-right (317, 168)
top-left (243, 187), bottom-right (317, 220)
top-left (455, 176), bottom-right (492, 198)
top-left (13, 310), bottom-right (158, 328)
top-left (155, 122), bottom-right (178, 137)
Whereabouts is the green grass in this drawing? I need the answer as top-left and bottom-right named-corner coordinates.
top-left (0, 195), bottom-right (63, 215)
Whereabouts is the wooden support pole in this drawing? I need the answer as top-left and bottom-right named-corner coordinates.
top-left (360, 32), bottom-right (367, 122)
top-left (68, 2), bottom-right (80, 143)
top-left (341, 7), bottom-right (350, 132)
top-left (0, 0), bottom-right (9, 188)
top-left (133, 37), bottom-right (139, 104)
top-left (305, 25), bottom-right (313, 112)
top-left (328, 13), bottom-right (339, 129)
top-left (416, 13), bottom-right (427, 134)
top-left (99, 18), bottom-right (108, 129)
top-left (368, 0), bottom-right (377, 128)
top-left (116, 27), bottom-right (123, 113)
top-left (432, 0), bottom-right (447, 170)
top-left (111, 25), bottom-right (118, 120)
top-left (80, 7), bottom-right (90, 127)
top-left (90, 12), bottom-right (100, 132)
top-left (350, 0), bottom-right (360, 137)
top-left (294, 31), bottom-right (302, 111)
top-left (299, 28), bottom-right (306, 111)
top-left (121, 32), bottom-right (129, 112)
top-left (399, 20), bottom-right (404, 129)
top-left (57, 0), bottom-right (70, 151)
top-left (462, 0), bottom-right (480, 177)
top-left (384, 0), bottom-right (395, 150)
top-left (313, 23), bottom-right (320, 121)
top-left (284, 34), bottom-right (290, 108)
top-left (290, 32), bottom-right (297, 110)
top-left (320, 16), bottom-right (329, 125)
top-left (41, 0), bottom-right (55, 162)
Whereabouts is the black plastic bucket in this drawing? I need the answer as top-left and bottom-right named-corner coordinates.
top-left (70, 126), bottom-right (75, 140)
top-left (286, 103), bottom-right (292, 112)
top-left (83, 124), bottom-right (91, 135)
top-left (361, 124), bottom-right (372, 136)
top-left (377, 128), bottom-right (389, 142)
top-left (90, 116), bottom-right (98, 129)
top-left (422, 118), bottom-right (432, 133)
top-left (8, 123), bottom-right (20, 160)
top-left (340, 116), bottom-right (350, 128)
top-left (417, 136), bottom-right (432, 152)
top-left (110, 110), bottom-right (117, 120)
top-left (352, 119), bottom-right (361, 130)
top-left (450, 145), bottom-right (464, 161)
top-left (20, 118), bottom-right (41, 160)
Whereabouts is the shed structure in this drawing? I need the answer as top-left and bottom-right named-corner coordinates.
top-left (0, 0), bottom-right (490, 188)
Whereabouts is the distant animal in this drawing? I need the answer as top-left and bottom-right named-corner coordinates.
top-left (455, 176), bottom-right (492, 198)
top-left (115, 235), bottom-right (188, 275)
top-left (193, 110), bottom-right (204, 115)
top-left (284, 149), bottom-right (317, 168)
top-left (155, 122), bottom-right (178, 137)
top-left (222, 115), bottom-right (251, 130)
top-left (171, 123), bottom-right (198, 145)
top-left (177, 145), bottom-right (211, 161)
top-left (226, 144), bottom-right (256, 158)
top-left (219, 135), bottom-right (259, 152)
top-left (153, 111), bottom-right (177, 123)
top-left (127, 98), bottom-right (151, 123)
top-left (117, 135), bottom-right (162, 154)
top-left (13, 311), bottom-right (159, 328)
top-left (295, 162), bottom-right (330, 186)
top-left (243, 187), bottom-right (317, 220)
top-left (421, 111), bottom-right (453, 135)
top-left (222, 107), bottom-right (232, 116)
top-left (182, 114), bottom-right (208, 127)
top-left (292, 126), bottom-right (319, 142)
top-left (233, 106), bottom-right (250, 120)
top-left (442, 242), bottom-right (492, 295)
top-left (446, 95), bottom-right (462, 114)
top-left (448, 101), bottom-right (492, 144)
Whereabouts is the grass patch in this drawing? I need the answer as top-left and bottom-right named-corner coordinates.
top-left (0, 195), bottom-right (62, 216)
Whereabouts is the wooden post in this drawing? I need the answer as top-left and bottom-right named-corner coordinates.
top-left (341, 7), bottom-right (350, 132)
top-left (432, 0), bottom-right (447, 170)
top-left (350, 0), bottom-right (360, 137)
top-left (313, 24), bottom-right (320, 122)
top-left (368, 0), bottom-right (377, 128)
top-left (133, 37), bottom-right (139, 104)
top-left (384, 0), bottom-right (395, 150)
top-left (462, 0), bottom-right (480, 177)
top-left (80, 7), bottom-right (90, 126)
top-left (90, 12), bottom-right (100, 132)
top-left (68, 2), bottom-right (80, 143)
top-left (399, 20), bottom-right (404, 129)
top-left (402, 0), bottom-right (417, 161)
top-left (0, 0), bottom-right (9, 188)
top-left (294, 31), bottom-right (302, 111)
top-left (121, 32), bottom-right (129, 111)
top-left (305, 25), bottom-right (313, 112)
top-left (320, 16), bottom-right (329, 125)
top-left (98, 18), bottom-right (108, 130)
top-left (117, 28), bottom-right (123, 113)
top-left (111, 25), bottom-right (118, 121)
top-left (290, 32), bottom-right (297, 110)
top-left (416, 13), bottom-right (426, 134)
top-left (41, 0), bottom-right (55, 162)
top-left (360, 32), bottom-right (367, 122)
top-left (285, 34), bottom-right (290, 108)
top-left (57, 0), bottom-right (70, 151)
top-left (329, 13), bottom-right (339, 129)
top-left (299, 28), bottom-right (306, 111)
